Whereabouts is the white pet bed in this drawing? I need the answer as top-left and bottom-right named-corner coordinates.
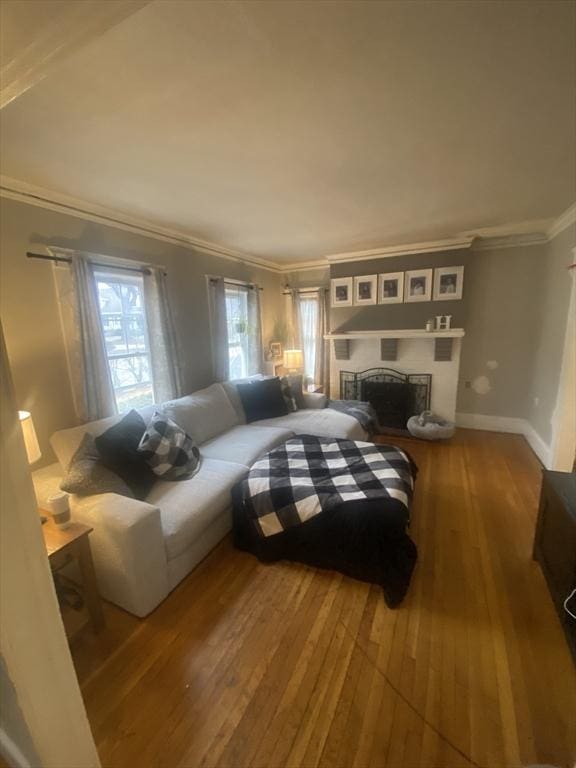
top-left (407, 412), bottom-right (455, 441)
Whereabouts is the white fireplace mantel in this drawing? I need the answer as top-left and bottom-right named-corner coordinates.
top-left (324, 328), bottom-right (465, 340)
top-left (328, 331), bottom-right (464, 421)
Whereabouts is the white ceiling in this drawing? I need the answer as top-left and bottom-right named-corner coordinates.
top-left (1, 0), bottom-right (574, 265)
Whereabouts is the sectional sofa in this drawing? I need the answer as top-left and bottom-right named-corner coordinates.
top-left (34, 380), bottom-right (367, 617)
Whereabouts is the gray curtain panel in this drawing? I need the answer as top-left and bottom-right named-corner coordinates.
top-left (314, 288), bottom-right (329, 394)
top-left (143, 267), bottom-right (184, 402)
top-left (290, 288), bottom-right (302, 349)
top-left (247, 284), bottom-right (264, 376)
top-left (68, 254), bottom-right (116, 421)
top-left (208, 276), bottom-right (229, 381)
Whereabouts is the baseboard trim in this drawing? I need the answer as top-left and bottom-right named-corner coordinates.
top-left (523, 422), bottom-right (552, 469)
top-left (456, 413), bottom-right (525, 433)
top-left (456, 413), bottom-right (552, 468)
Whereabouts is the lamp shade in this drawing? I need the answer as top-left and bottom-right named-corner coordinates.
top-left (284, 349), bottom-right (304, 371)
top-left (18, 411), bottom-right (41, 465)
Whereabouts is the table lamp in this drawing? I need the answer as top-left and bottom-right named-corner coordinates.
top-left (18, 411), bottom-right (45, 521)
top-left (284, 349), bottom-right (303, 373)
top-left (18, 411), bottom-right (41, 465)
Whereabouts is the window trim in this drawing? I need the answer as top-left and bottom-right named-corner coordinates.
top-left (94, 269), bottom-right (156, 411)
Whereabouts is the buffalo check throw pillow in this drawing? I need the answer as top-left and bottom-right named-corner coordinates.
top-left (138, 412), bottom-right (200, 480)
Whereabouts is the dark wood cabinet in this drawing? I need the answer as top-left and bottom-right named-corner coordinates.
top-left (533, 470), bottom-right (576, 662)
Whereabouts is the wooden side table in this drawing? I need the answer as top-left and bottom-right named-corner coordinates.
top-left (41, 515), bottom-right (105, 638)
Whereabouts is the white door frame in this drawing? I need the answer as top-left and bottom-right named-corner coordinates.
top-left (0, 323), bottom-right (100, 768)
top-left (549, 249), bottom-right (576, 471)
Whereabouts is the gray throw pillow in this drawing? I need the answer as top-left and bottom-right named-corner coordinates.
top-left (138, 412), bottom-right (201, 480)
top-left (60, 433), bottom-right (134, 498)
top-left (279, 376), bottom-right (298, 412)
top-left (288, 374), bottom-right (306, 409)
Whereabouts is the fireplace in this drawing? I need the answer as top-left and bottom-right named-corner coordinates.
top-left (340, 368), bottom-right (431, 432)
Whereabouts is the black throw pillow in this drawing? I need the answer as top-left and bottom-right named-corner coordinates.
top-left (95, 410), bottom-right (156, 499)
top-left (287, 374), bottom-right (307, 409)
top-left (237, 378), bottom-right (289, 423)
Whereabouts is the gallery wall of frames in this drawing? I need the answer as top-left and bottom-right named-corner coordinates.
top-left (330, 266), bottom-right (464, 308)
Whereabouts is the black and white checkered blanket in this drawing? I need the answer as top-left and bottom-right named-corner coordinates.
top-left (241, 435), bottom-right (414, 538)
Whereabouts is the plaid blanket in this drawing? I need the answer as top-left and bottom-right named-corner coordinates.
top-left (241, 435), bottom-right (414, 538)
top-left (327, 399), bottom-right (379, 436)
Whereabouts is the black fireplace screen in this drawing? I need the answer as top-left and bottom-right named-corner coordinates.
top-left (340, 368), bottom-right (431, 429)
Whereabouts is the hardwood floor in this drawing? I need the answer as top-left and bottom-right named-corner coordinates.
top-left (72, 429), bottom-right (576, 768)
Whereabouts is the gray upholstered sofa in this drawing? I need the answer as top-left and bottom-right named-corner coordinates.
top-left (35, 380), bottom-right (367, 617)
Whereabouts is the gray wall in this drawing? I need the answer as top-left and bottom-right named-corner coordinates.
top-left (527, 224), bottom-right (575, 442)
top-left (457, 242), bottom-right (546, 418)
top-left (284, 266), bottom-right (330, 290)
top-left (330, 250), bottom-right (470, 332)
top-left (0, 198), bottom-right (284, 464)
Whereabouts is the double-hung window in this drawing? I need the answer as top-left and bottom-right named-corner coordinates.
top-left (95, 270), bottom-right (155, 411)
top-left (299, 295), bottom-right (319, 382)
top-left (225, 284), bottom-right (250, 379)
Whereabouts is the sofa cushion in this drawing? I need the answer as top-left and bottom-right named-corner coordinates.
top-left (163, 383), bottom-right (239, 445)
top-left (50, 404), bottom-right (156, 471)
top-left (60, 433), bottom-right (134, 497)
top-left (146, 457), bottom-right (247, 560)
top-left (138, 412), bottom-right (201, 479)
top-left (221, 375), bottom-right (264, 424)
top-left (287, 374), bottom-right (306, 409)
top-left (253, 408), bottom-right (368, 441)
top-left (279, 376), bottom-right (298, 412)
top-left (200, 424), bottom-right (293, 467)
top-left (237, 378), bottom-right (289, 423)
top-left (95, 410), bottom-right (157, 500)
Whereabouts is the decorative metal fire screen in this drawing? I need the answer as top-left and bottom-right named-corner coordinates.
top-left (340, 368), bottom-right (431, 416)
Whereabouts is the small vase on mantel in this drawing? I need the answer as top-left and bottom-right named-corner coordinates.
top-left (425, 319), bottom-right (434, 332)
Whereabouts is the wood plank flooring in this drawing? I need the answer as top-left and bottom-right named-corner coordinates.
top-left (72, 429), bottom-right (576, 768)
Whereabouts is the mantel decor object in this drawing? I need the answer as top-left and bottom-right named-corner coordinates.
top-left (435, 315), bottom-right (452, 330)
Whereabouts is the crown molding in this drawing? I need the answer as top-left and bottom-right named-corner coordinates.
top-left (472, 231), bottom-right (549, 251)
top-left (0, 176), bottom-right (283, 273)
top-left (324, 236), bottom-right (474, 264)
top-left (547, 202), bottom-right (576, 240)
top-left (278, 259), bottom-right (330, 273)
top-left (2, 175), bottom-right (574, 274)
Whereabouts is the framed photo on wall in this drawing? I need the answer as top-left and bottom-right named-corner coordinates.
top-left (404, 269), bottom-right (432, 302)
top-left (378, 272), bottom-right (404, 304)
top-left (269, 342), bottom-right (283, 359)
top-left (331, 277), bottom-right (353, 307)
top-left (433, 265), bottom-right (464, 301)
top-left (353, 275), bottom-right (377, 305)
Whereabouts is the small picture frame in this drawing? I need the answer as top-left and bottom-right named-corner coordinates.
top-left (331, 277), bottom-right (353, 307)
top-left (378, 272), bottom-right (404, 304)
top-left (404, 269), bottom-right (433, 302)
top-left (353, 275), bottom-right (377, 305)
top-left (433, 266), bottom-right (464, 301)
top-left (269, 342), bottom-right (283, 359)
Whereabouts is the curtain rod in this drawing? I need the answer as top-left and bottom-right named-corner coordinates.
top-left (283, 286), bottom-right (328, 295)
top-left (208, 276), bottom-right (263, 291)
top-left (26, 251), bottom-right (166, 276)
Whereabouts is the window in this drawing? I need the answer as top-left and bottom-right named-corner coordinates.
top-left (299, 295), bottom-right (319, 383)
top-left (95, 271), bottom-right (155, 411)
top-left (225, 284), bottom-right (250, 379)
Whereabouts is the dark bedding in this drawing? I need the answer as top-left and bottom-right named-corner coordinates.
top-left (232, 436), bottom-right (418, 607)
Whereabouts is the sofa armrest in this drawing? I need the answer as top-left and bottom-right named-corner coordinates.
top-left (70, 493), bottom-right (169, 617)
top-left (302, 392), bottom-right (327, 409)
